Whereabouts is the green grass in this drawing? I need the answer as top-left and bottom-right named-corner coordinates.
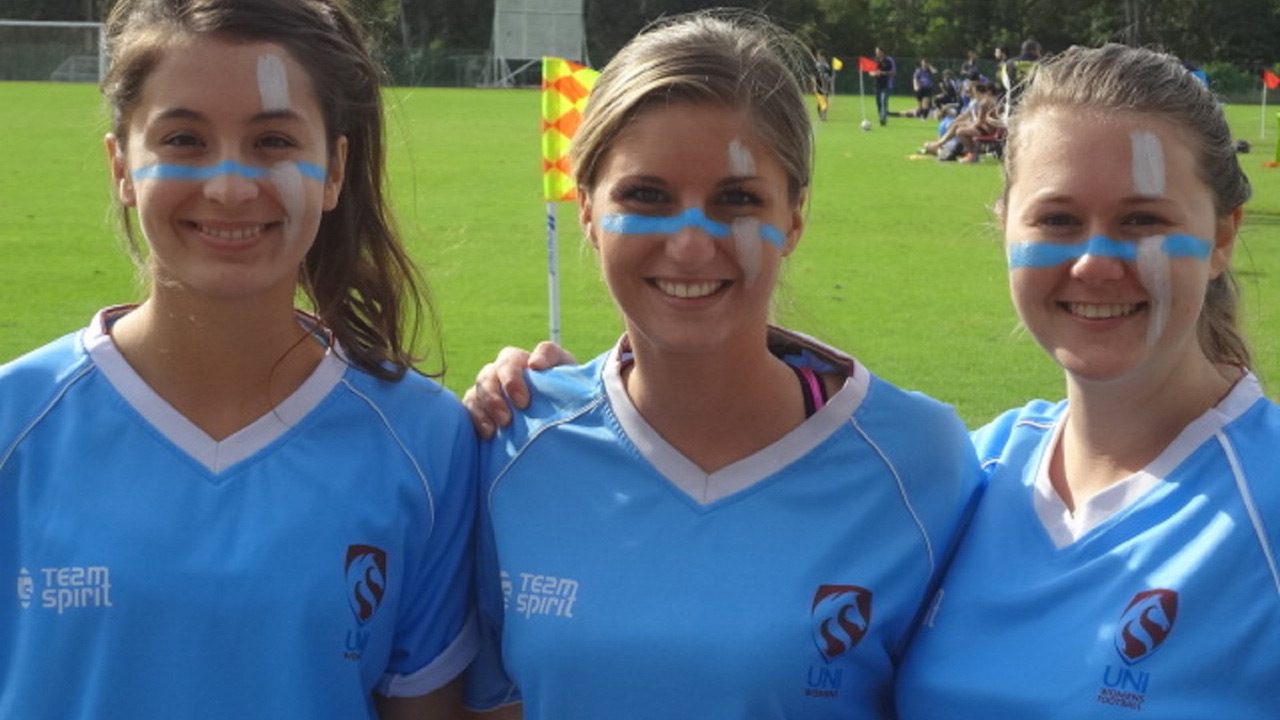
top-left (3, 82), bottom-right (1278, 426)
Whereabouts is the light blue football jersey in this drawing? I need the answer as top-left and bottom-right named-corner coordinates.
top-left (0, 309), bottom-right (477, 719)
top-left (896, 374), bottom-right (1280, 719)
top-left (465, 329), bottom-right (982, 719)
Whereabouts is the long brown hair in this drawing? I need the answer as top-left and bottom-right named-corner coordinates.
top-left (102, 0), bottom-right (433, 380)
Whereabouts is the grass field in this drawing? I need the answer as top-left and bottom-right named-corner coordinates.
top-left (2, 81), bottom-right (1278, 426)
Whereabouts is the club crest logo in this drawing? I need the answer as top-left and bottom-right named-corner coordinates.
top-left (811, 584), bottom-right (872, 661)
top-left (1115, 589), bottom-right (1178, 664)
top-left (345, 545), bottom-right (387, 624)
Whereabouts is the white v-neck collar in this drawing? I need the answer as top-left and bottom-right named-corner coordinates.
top-left (1033, 372), bottom-right (1264, 548)
top-left (602, 332), bottom-right (871, 507)
top-left (83, 307), bottom-right (348, 475)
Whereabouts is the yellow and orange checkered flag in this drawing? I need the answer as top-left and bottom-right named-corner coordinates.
top-left (542, 57), bottom-right (599, 202)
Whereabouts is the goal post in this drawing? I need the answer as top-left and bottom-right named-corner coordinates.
top-left (0, 20), bottom-right (106, 83)
top-left (487, 0), bottom-right (586, 87)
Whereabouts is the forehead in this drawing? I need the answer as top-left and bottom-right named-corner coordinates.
top-left (1008, 108), bottom-right (1200, 196)
top-left (602, 102), bottom-right (777, 174)
top-left (132, 35), bottom-right (319, 121)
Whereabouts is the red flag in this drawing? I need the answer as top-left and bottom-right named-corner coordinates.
top-left (1264, 68), bottom-right (1280, 91)
top-left (858, 56), bottom-right (878, 73)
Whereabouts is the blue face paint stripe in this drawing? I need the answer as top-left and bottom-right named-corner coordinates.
top-left (599, 207), bottom-right (786, 248)
top-left (1007, 233), bottom-right (1212, 268)
top-left (131, 159), bottom-right (327, 182)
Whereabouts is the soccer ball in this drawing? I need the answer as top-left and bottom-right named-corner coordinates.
top-left (860, 119), bottom-right (872, 131)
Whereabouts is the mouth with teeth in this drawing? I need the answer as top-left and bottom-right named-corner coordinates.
top-left (189, 221), bottom-right (276, 243)
top-left (1060, 301), bottom-right (1146, 320)
top-left (652, 279), bottom-right (730, 299)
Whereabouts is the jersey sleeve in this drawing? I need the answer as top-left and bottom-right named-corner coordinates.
top-left (463, 474), bottom-right (522, 710)
top-left (970, 400), bottom-right (1061, 480)
top-left (377, 395), bottom-right (480, 698)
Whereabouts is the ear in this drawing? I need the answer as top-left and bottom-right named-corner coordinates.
top-left (1209, 206), bottom-right (1242, 279)
top-left (322, 135), bottom-right (348, 211)
top-left (578, 188), bottom-right (598, 250)
top-left (781, 189), bottom-right (807, 257)
top-left (105, 133), bottom-right (136, 207)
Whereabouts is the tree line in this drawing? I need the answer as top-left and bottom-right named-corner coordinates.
top-left (7, 0), bottom-right (1276, 70)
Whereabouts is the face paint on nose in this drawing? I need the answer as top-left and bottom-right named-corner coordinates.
top-left (600, 207), bottom-right (785, 247)
top-left (1130, 131), bottom-right (1165, 197)
top-left (257, 54), bottom-right (291, 112)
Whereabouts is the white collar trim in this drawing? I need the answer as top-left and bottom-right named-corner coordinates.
top-left (1033, 372), bottom-right (1264, 547)
top-left (602, 333), bottom-right (870, 506)
top-left (83, 307), bottom-right (348, 475)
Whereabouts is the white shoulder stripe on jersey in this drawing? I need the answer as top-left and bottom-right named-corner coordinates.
top-left (1218, 431), bottom-right (1280, 599)
top-left (0, 362), bottom-right (94, 476)
top-left (849, 416), bottom-right (936, 577)
top-left (487, 389), bottom-right (605, 512)
top-left (340, 377), bottom-right (437, 530)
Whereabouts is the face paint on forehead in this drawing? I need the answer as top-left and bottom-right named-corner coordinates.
top-left (257, 54), bottom-right (291, 113)
top-left (1006, 233), bottom-right (1211, 268)
top-left (728, 139), bottom-right (756, 176)
top-left (600, 207), bottom-right (786, 247)
top-left (1130, 131), bottom-right (1165, 197)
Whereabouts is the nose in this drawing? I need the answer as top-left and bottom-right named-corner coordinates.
top-left (1069, 249), bottom-right (1128, 283)
top-left (203, 161), bottom-right (261, 205)
top-left (664, 220), bottom-right (719, 265)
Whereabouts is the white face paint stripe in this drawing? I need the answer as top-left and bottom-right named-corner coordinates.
top-left (728, 138), bottom-right (756, 177)
top-left (257, 54), bottom-right (290, 113)
top-left (1131, 131), bottom-right (1165, 197)
top-left (268, 163), bottom-right (307, 250)
top-left (1135, 235), bottom-right (1171, 346)
top-left (731, 217), bottom-right (765, 287)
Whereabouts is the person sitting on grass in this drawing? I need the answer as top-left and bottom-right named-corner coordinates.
top-left (920, 81), bottom-right (1001, 160)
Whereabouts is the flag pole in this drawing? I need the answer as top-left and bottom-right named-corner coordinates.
top-left (859, 70), bottom-right (867, 123)
top-left (546, 201), bottom-right (561, 344)
top-left (1262, 84), bottom-right (1268, 139)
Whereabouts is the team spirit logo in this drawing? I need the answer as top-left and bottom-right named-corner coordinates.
top-left (345, 545), bottom-right (387, 624)
top-left (1115, 589), bottom-right (1178, 664)
top-left (811, 584), bottom-right (873, 661)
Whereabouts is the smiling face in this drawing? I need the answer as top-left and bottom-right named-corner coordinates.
top-left (106, 35), bottom-right (345, 305)
top-left (580, 102), bottom-right (803, 357)
top-left (1003, 108), bottom-right (1235, 383)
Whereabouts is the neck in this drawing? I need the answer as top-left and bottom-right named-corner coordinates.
top-left (622, 329), bottom-right (805, 473)
top-left (109, 287), bottom-right (325, 440)
top-left (1052, 351), bottom-right (1236, 511)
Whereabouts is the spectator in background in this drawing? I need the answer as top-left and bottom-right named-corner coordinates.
top-left (815, 49), bottom-right (835, 121)
top-left (992, 46), bottom-right (1008, 96)
top-left (912, 58), bottom-right (937, 118)
top-left (960, 49), bottom-right (980, 80)
top-left (873, 46), bottom-right (896, 125)
top-left (934, 68), bottom-right (964, 116)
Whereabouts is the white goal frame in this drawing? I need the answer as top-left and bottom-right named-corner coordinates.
top-left (0, 19), bottom-right (106, 83)
top-left (486, 0), bottom-right (586, 87)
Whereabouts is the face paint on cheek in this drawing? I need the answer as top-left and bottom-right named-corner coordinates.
top-left (267, 162), bottom-right (307, 249)
top-left (1135, 235), bottom-right (1171, 345)
top-left (1130, 131), bottom-right (1165, 197)
top-left (731, 217), bottom-right (765, 285)
top-left (257, 54), bottom-right (291, 113)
